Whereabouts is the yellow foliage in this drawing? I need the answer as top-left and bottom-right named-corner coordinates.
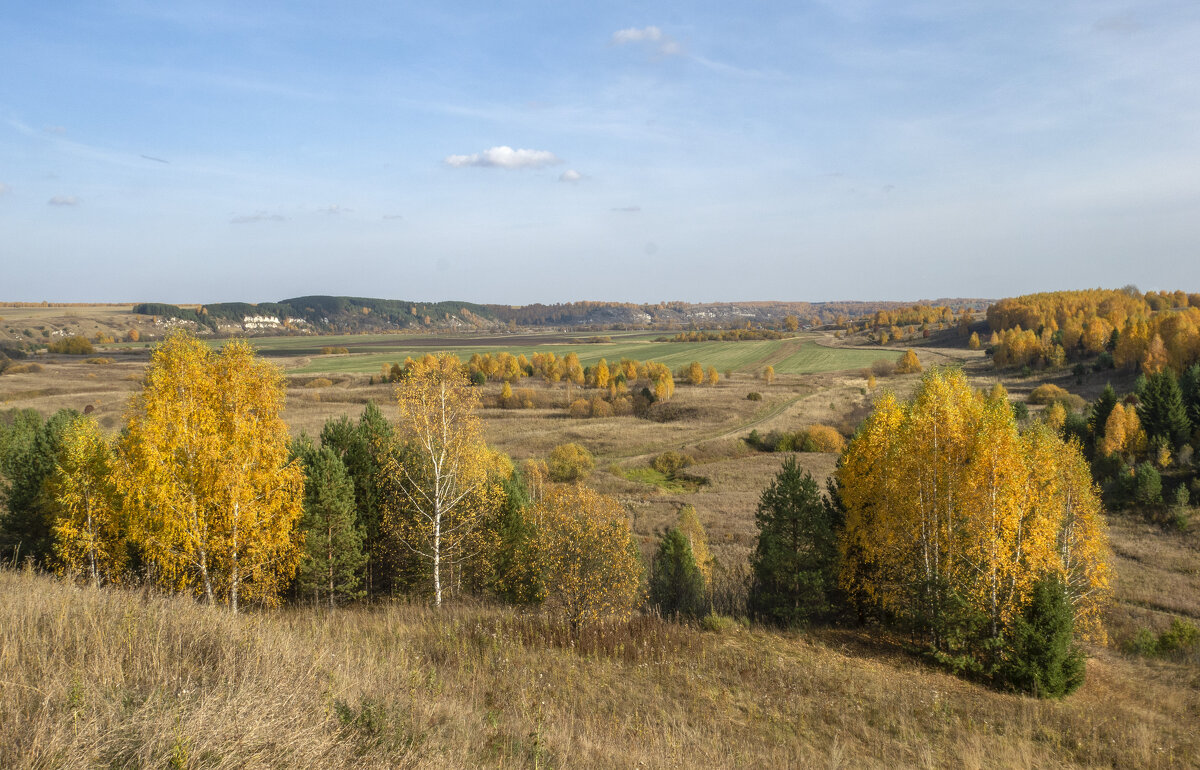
top-left (48, 416), bottom-right (124, 586)
top-left (383, 352), bottom-right (498, 606)
top-left (117, 332), bottom-right (303, 611)
top-left (838, 368), bottom-right (1110, 640)
top-left (895, 349), bottom-right (922, 374)
top-left (531, 485), bottom-right (642, 630)
top-left (677, 505), bottom-right (713, 588)
top-left (706, 366), bottom-right (719, 386)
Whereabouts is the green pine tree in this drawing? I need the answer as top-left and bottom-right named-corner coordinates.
top-left (998, 574), bottom-right (1085, 698)
top-left (0, 408), bottom-right (79, 565)
top-left (1089, 383), bottom-right (1118, 440)
top-left (649, 527), bottom-right (707, 619)
top-left (1179, 364), bottom-right (1200, 435)
top-left (297, 447), bottom-right (366, 607)
top-left (1137, 370), bottom-right (1191, 449)
top-left (493, 469), bottom-right (542, 604)
top-left (320, 402), bottom-right (393, 596)
top-left (748, 456), bottom-right (841, 626)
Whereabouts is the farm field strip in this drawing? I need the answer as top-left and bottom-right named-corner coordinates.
top-left (288, 336), bottom-right (894, 376)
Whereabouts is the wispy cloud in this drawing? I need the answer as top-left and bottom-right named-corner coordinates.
top-left (611, 205), bottom-right (641, 213)
top-left (445, 146), bottom-right (562, 169)
top-left (318, 204), bottom-right (350, 214)
top-left (230, 211), bottom-right (285, 224)
top-left (0, 182), bottom-right (10, 196)
top-left (559, 169), bottom-right (583, 183)
top-left (612, 25), bottom-right (682, 56)
top-left (48, 195), bottom-right (78, 206)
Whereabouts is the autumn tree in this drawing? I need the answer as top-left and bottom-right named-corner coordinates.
top-left (531, 484), bottom-right (642, 631)
top-left (676, 505), bottom-right (713, 588)
top-left (749, 456), bottom-right (843, 626)
top-left (784, 315), bottom-right (799, 332)
top-left (762, 366), bottom-right (775, 386)
top-left (47, 415), bottom-right (125, 586)
top-left (687, 361), bottom-right (704, 386)
top-left (118, 332), bottom-right (304, 611)
top-left (381, 353), bottom-right (498, 606)
top-left (895, 348), bottom-right (923, 374)
top-left (706, 366), bottom-right (719, 386)
top-left (547, 442), bottom-right (594, 482)
top-left (838, 368), bottom-right (1111, 673)
top-left (968, 332), bottom-right (981, 350)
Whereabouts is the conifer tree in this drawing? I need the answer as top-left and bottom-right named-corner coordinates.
top-left (749, 456), bottom-right (841, 626)
top-left (1179, 363), bottom-right (1200, 431)
top-left (1139, 370), bottom-right (1192, 450)
top-left (649, 528), bottom-right (707, 619)
top-left (0, 408), bottom-right (79, 565)
top-left (998, 574), bottom-right (1085, 698)
top-left (296, 446), bottom-right (366, 607)
top-left (1089, 384), bottom-right (1118, 440)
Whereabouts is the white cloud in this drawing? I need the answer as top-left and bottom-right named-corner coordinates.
top-left (445, 146), bottom-right (562, 169)
top-left (48, 195), bottom-right (78, 206)
top-left (612, 26), bottom-right (662, 44)
top-left (559, 169), bottom-right (582, 183)
top-left (0, 182), bottom-right (10, 196)
top-left (230, 211), bottom-right (285, 224)
top-left (611, 205), bottom-right (641, 213)
top-left (612, 25), bottom-right (682, 56)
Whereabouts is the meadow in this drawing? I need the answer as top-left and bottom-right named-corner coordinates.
top-left (3, 324), bottom-right (1199, 768)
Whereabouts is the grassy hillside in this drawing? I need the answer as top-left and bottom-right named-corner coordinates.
top-left (2, 569), bottom-right (1196, 769)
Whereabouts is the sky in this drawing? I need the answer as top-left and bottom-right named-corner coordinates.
top-left (2, 1), bottom-right (1199, 304)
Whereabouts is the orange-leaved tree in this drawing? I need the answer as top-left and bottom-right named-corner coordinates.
top-left (117, 332), bottom-right (304, 611)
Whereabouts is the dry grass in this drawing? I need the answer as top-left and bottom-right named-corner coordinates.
top-left (3, 569), bottom-right (1198, 769)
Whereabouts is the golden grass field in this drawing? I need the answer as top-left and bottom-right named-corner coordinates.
top-left (2, 325), bottom-right (1199, 767)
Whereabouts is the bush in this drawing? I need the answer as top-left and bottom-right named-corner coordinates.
top-left (800, 424), bottom-right (845, 453)
top-left (870, 359), bottom-right (896, 377)
top-left (651, 451), bottom-right (694, 477)
top-left (1158, 617), bottom-right (1200, 654)
top-left (320, 346), bottom-right (349, 355)
top-left (996, 574), bottom-right (1085, 698)
top-left (746, 391), bottom-right (762, 401)
top-left (547, 443), bottom-right (594, 482)
top-left (85, 357), bottom-right (114, 365)
top-left (1094, 352), bottom-right (1115, 371)
top-left (4, 362), bottom-right (44, 374)
top-left (303, 378), bottom-right (334, 389)
top-left (1029, 383), bottom-right (1070, 406)
top-left (567, 398), bottom-right (590, 418)
top-left (47, 336), bottom-right (94, 355)
top-left (1011, 401), bottom-right (1029, 420)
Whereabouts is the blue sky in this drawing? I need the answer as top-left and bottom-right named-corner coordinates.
top-left (2, 1), bottom-right (1198, 304)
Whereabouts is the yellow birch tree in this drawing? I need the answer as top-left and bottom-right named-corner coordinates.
top-left (531, 484), bottom-right (642, 631)
top-left (117, 332), bottom-right (303, 611)
top-left (382, 352), bottom-right (498, 606)
top-left (48, 415), bottom-right (124, 586)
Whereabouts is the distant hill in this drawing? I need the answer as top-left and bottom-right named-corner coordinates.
top-left (131, 296), bottom-right (993, 334)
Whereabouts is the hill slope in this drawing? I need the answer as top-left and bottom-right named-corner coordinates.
top-left (1, 569), bottom-right (1194, 769)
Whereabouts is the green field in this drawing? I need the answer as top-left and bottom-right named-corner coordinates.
top-left (276, 334), bottom-right (896, 376)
